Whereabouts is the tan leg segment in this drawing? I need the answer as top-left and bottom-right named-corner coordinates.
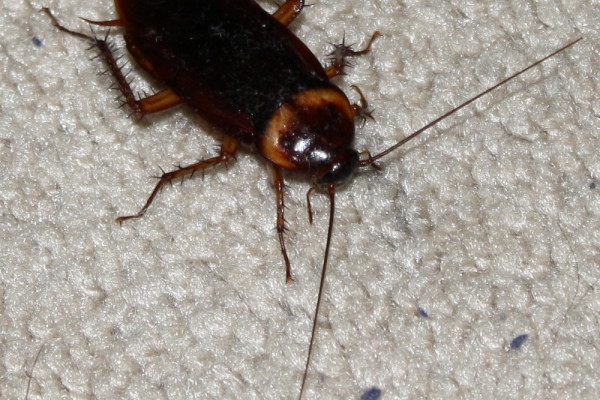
top-left (273, 166), bottom-right (294, 283)
top-left (133, 89), bottom-right (181, 115)
top-left (272, 0), bottom-right (305, 26)
top-left (116, 137), bottom-right (239, 224)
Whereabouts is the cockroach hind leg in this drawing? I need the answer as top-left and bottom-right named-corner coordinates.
top-left (325, 31), bottom-right (381, 79)
top-left (116, 138), bottom-right (239, 225)
top-left (45, 8), bottom-right (182, 119)
top-left (91, 39), bottom-right (181, 119)
top-left (133, 89), bottom-right (183, 116)
top-left (272, 0), bottom-right (305, 27)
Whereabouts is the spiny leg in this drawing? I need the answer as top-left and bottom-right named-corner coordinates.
top-left (272, 0), bottom-right (305, 26)
top-left (89, 34), bottom-right (181, 118)
top-left (273, 166), bottom-right (294, 283)
top-left (325, 31), bottom-right (381, 79)
top-left (43, 8), bottom-right (182, 118)
top-left (116, 137), bottom-right (239, 224)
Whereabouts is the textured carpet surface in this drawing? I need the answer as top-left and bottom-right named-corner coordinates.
top-left (1, 1), bottom-right (599, 399)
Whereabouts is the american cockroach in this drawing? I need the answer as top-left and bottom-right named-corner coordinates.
top-left (44, 1), bottom-right (581, 398)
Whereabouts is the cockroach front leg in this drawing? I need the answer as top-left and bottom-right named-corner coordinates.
top-left (350, 85), bottom-right (374, 127)
top-left (272, 0), bottom-right (305, 26)
top-left (116, 137), bottom-right (239, 224)
top-left (325, 31), bottom-right (381, 79)
top-left (272, 166), bottom-right (294, 283)
top-left (44, 8), bottom-right (182, 118)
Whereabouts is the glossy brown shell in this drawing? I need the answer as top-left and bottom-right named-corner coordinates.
top-left (115, 0), bottom-right (345, 146)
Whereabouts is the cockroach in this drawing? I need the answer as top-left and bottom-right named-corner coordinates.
top-left (44, 1), bottom-right (581, 398)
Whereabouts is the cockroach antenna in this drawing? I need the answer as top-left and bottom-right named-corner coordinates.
top-left (358, 38), bottom-right (582, 167)
top-left (297, 36), bottom-right (581, 400)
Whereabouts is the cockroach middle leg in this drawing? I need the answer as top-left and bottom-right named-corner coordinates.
top-left (325, 31), bottom-right (381, 78)
top-left (272, 0), bottom-right (305, 26)
top-left (273, 166), bottom-right (294, 283)
top-left (116, 137), bottom-right (239, 224)
top-left (44, 8), bottom-right (182, 118)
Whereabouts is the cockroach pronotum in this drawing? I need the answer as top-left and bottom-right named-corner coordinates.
top-left (44, 1), bottom-right (581, 398)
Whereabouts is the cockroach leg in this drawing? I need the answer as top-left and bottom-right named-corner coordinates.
top-left (272, 0), bottom-right (305, 26)
top-left (93, 38), bottom-right (182, 119)
top-left (350, 85), bottom-right (374, 127)
top-left (44, 8), bottom-right (182, 118)
top-left (325, 31), bottom-right (381, 79)
top-left (43, 8), bottom-right (93, 41)
top-left (273, 166), bottom-right (294, 283)
top-left (116, 137), bottom-right (239, 224)
top-left (81, 18), bottom-right (123, 27)
top-left (132, 89), bottom-right (182, 115)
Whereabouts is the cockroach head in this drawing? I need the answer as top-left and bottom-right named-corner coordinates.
top-left (260, 85), bottom-right (358, 188)
top-left (312, 148), bottom-right (359, 188)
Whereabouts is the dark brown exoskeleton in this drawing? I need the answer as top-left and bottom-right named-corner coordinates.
top-left (44, 1), bottom-right (580, 398)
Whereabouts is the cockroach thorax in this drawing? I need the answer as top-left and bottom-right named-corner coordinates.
top-left (260, 85), bottom-right (357, 181)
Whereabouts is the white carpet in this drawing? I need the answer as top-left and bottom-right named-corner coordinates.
top-left (1, 1), bottom-right (599, 399)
